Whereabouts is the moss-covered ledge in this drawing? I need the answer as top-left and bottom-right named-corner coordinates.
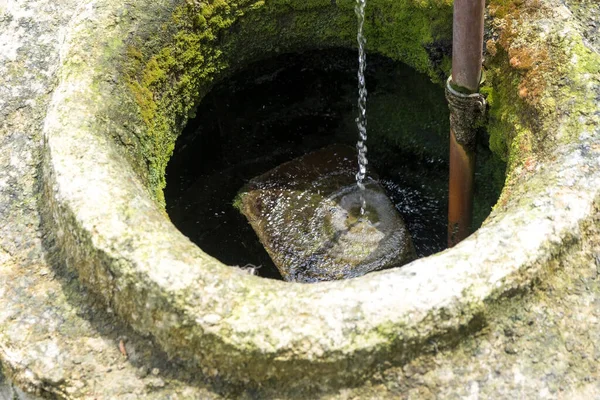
top-left (483, 0), bottom-right (600, 210)
top-left (40, 0), bottom-right (600, 391)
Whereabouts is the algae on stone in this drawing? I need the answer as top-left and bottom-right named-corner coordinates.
top-left (237, 145), bottom-right (415, 282)
top-left (124, 0), bottom-right (454, 206)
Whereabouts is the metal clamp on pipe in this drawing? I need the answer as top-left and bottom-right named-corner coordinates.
top-left (445, 77), bottom-right (486, 152)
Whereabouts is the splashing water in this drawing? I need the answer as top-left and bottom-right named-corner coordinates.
top-left (355, 0), bottom-right (368, 215)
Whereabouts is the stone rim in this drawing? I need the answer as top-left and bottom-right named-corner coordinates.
top-left (40, 0), bottom-right (600, 386)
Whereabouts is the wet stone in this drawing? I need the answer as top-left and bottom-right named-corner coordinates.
top-left (236, 145), bottom-right (416, 282)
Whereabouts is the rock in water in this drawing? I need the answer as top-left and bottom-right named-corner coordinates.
top-left (236, 144), bottom-right (416, 282)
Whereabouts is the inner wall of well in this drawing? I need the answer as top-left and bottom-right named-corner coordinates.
top-left (164, 48), bottom-right (505, 279)
top-left (124, 1), bottom-right (507, 279)
top-left (125, 0), bottom-right (458, 206)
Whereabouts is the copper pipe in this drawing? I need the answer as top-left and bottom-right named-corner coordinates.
top-left (451, 0), bottom-right (485, 92)
top-left (447, 0), bottom-right (485, 247)
top-left (448, 129), bottom-right (475, 247)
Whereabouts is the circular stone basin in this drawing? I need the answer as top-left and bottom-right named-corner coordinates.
top-left (40, 0), bottom-right (600, 389)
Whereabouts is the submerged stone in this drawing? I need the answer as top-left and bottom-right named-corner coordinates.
top-left (236, 145), bottom-right (416, 282)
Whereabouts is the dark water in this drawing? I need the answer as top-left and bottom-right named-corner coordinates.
top-left (165, 48), bottom-right (499, 280)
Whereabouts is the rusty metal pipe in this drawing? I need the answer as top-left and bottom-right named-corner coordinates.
top-left (447, 0), bottom-right (485, 247)
top-left (448, 125), bottom-right (476, 247)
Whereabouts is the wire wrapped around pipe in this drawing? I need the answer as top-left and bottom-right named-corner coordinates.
top-left (445, 77), bottom-right (486, 152)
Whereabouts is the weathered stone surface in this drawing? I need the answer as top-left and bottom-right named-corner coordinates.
top-left (564, 0), bottom-right (599, 53)
top-left (0, 372), bottom-right (39, 400)
top-left (35, 0), bottom-right (600, 391)
top-left (0, 0), bottom-right (599, 398)
top-left (0, 0), bottom-right (219, 398)
top-left (238, 145), bottom-right (415, 282)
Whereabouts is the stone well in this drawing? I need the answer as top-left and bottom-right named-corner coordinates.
top-left (1, 0), bottom-right (599, 398)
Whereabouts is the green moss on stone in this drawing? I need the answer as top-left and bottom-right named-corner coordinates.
top-left (482, 0), bottom-right (600, 209)
top-left (125, 0), bottom-right (453, 205)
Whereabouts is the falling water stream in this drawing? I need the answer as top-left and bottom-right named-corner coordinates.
top-left (355, 0), bottom-right (368, 215)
